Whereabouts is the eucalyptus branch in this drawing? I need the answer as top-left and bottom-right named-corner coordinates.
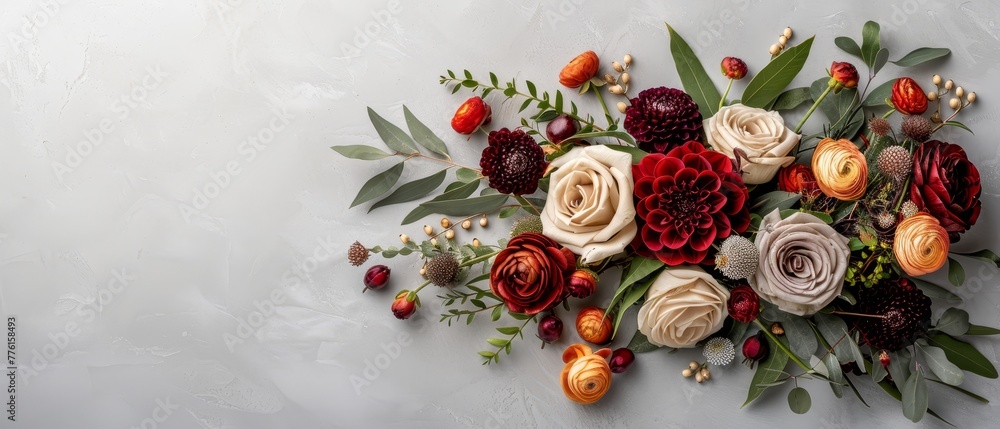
top-left (754, 319), bottom-right (813, 372)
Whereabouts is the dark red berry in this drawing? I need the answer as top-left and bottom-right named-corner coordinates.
top-left (545, 114), bottom-right (579, 144)
top-left (609, 348), bottom-right (635, 374)
top-left (363, 265), bottom-right (391, 291)
top-left (537, 314), bottom-right (563, 346)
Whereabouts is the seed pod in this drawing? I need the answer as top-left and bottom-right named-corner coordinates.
top-left (955, 86), bottom-right (965, 98)
top-left (688, 361), bottom-right (699, 370)
top-left (769, 44), bottom-right (781, 56)
top-left (944, 79), bottom-right (954, 90)
top-left (609, 85), bottom-right (624, 94)
top-left (604, 73), bottom-right (617, 85)
top-left (770, 322), bottom-right (785, 335)
top-left (927, 91), bottom-right (938, 101)
top-left (932, 74), bottom-right (942, 85)
top-left (423, 225), bottom-right (434, 236)
top-left (778, 35), bottom-right (788, 46)
top-left (440, 218), bottom-right (451, 228)
top-left (472, 238), bottom-right (481, 247)
top-left (616, 101), bottom-right (627, 113)
top-left (623, 54), bottom-right (633, 66)
top-left (399, 234), bottom-right (409, 244)
top-left (949, 97), bottom-right (961, 109)
top-left (461, 219), bottom-right (472, 229)
top-left (612, 61), bottom-right (624, 73)
top-left (968, 92), bottom-right (977, 103)
top-left (445, 230), bottom-right (455, 239)
top-left (430, 238), bottom-right (438, 246)
top-left (620, 72), bottom-right (630, 85)
top-left (783, 27), bottom-right (793, 39)
top-left (695, 373), bottom-right (704, 383)
top-left (479, 216), bottom-right (488, 227)
top-left (682, 369), bottom-right (693, 377)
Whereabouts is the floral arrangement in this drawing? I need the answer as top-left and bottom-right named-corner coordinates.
top-left (337, 22), bottom-right (999, 423)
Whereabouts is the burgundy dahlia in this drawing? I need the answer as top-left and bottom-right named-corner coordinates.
top-left (853, 278), bottom-right (931, 352)
top-left (480, 128), bottom-right (547, 195)
top-left (631, 141), bottom-right (751, 265)
top-left (624, 87), bottom-right (703, 154)
top-left (910, 140), bottom-right (982, 242)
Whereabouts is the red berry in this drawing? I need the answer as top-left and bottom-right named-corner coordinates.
top-left (545, 114), bottom-right (579, 144)
top-left (537, 314), bottom-right (563, 344)
top-left (363, 265), bottom-right (391, 291)
top-left (609, 348), bottom-right (635, 373)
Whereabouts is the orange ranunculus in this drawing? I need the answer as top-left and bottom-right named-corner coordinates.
top-left (829, 61), bottom-right (859, 92)
top-left (891, 77), bottom-right (928, 115)
top-left (559, 51), bottom-right (600, 88)
top-left (811, 138), bottom-right (868, 200)
top-left (894, 212), bottom-right (950, 276)
top-left (777, 164), bottom-right (819, 197)
top-left (489, 233), bottom-right (575, 315)
top-left (451, 96), bottom-right (492, 135)
top-left (560, 344), bottom-right (612, 404)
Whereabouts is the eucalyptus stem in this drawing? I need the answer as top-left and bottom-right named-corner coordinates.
top-left (794, 84), bottom-right (833, 134)
top-left (514, 195), bottom-right (541, 216)
top-left (719, 79), bottom-right (734, 111)
top-left (442, 77), bottom-right (605, 131)
top-left (402, 152), bottom-right (480, 172)
top-left (754, 319), bottom-right (812, 372)
top-left (459, 250), bottom-right (501, 268)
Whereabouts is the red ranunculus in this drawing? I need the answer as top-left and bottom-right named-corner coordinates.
top-left (490, 233), bottom-right (575, 315)
top-left (829, 61), bottom-right (859, 91)
top-left (727, 285), bottom-right (760, 323)
top-left (892, 77), bottom-right (928, 115)
top-left (721, 57), bottom-right (748, 80)
top-left (631, 141), bottom-right (751, 265)
top-left (777, 164), bottom-right (819, 197)
top-left (910, 140), bottom-right (982, 242)
top-left (451, 96), bottom-right (492, 135)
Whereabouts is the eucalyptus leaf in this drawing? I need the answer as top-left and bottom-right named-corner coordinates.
top-left (834, 36), bottom-right (863, 59)
top-left (403, 106), bottom-right (450, 158)
top-left (873, 48), bottom-right (890, 74)
top-left (772, 87), bottom-right (813, 110)
top-left (331, 145), bottom-right (394, 160)
top-left (860, 21), bottom-right (881, 70)
top-left (455, 168), bottom-right (481, 183)
top-left (350, 162), bottom-right (405, 208)
top-left (871, 354), bottom-right (888, 383)
top-left (751, 191), bottom-right (801, 216)
top-left (947, 257), bottom-right (965, 286)
top-left (400, 180), bottom-right (480, 225)
top-left (781, 315), bottom-right (817, 360)
top-left (888, 348), bottom-right (912, 386)
top-left (822, 352), bottom-right (845, 398)
top-left (933, 308), bottom-right (971, 336)
top-left (628, 330), bottom-right (663, 353)
top-left (952, 249), bottom-right (1000, 267)
top-left (902, 370), bottom-right (928, 423)
top-left (742, 36), bottom-right (814, 108)
top-left (967, 324), bottom-right (1000, 335)
top-left (862, 80), bottom-right (894, 107)
top-left (814, 312), bottom-right (864, 367)
top-left (666, 23), bottom-right (722, 118)
top-left (892, 47), bottom-right (951, 67)
top-left (927, 333), bottom-right (999, 378)
top-left (921, 345), bottom-right (965, 386)
top-left (909, 278), bottom-right (961, 301)
top-left (743, 335), bottom-right (790, 407)
top-left (941, 121), bottom-right (974, 134)
top-left (369, 169), bottom-right (447, 212)
top-left (418, 194), bottom-right (510, 217)
top-left (787, 387), bottom-right (812, 414)
top-left (605, 145), bottom-right (648, 163)
top-left (368, 107), bottom-right (418, 154)
top-left (927, 378), bottom-right (990, 403)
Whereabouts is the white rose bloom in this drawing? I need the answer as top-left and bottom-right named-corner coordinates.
top-left (637, 266), bottom-right (730, 348)
top-left (541, 145), bottom-right (637, 264)
top-left (705, 103), bottom-right (800, 184)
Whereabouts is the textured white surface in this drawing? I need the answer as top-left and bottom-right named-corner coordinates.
top-left (2, 0), bottom-right (1000, 427)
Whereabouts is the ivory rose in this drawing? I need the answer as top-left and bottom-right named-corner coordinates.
top-left (704, 103), bottom-right (800, 184)
top-left (749, 210), bottom-right (850, 316)
top-left (541, 145), bottom-right (637, 264)
top-left (637, 266), bottom-right (730, 348)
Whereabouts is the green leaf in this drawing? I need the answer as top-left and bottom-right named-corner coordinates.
top-left (921, 345), bottom-right (965, 386)
top-left (496, 326), bottom-right (521, 335)
top-left (860, 21), bottom-right (881, 70)
top-left (947, 257), bottom-right (965, 286)
top-left (909, 278), bottom-right (961, 301)
top-left (498, 206), bottom-right (519, 218)
top-left (612, 274), bottom-right (655, 337)
top-left (486, 338), bottom-right (508, 348)
top-left (491, 305), bottom-right (502, 322)
top-left (627, 330), bottom-right (662, 353)
top-left (902, 370), bottom-right (928, 423)
top-left (742, 36), bottom-right (815, 108)
top-left (605, 145), bottom-right (648, 163)
top-left (822, 353), bottom-right (845, 398)
top-left (743, 335), bottom-right (790, 407)
top-left (892, 47), bottom-right (951, 67)
top-left (941, 120), bottom-right (974, 134)
top-left (369, 169), bottom-right (447, 212)
top-left (787, 387), bottom-right (812, 414)
top-left (927, 333), bottom-right (999, 378)
top-left (400, 180), bottom-right (480, 224)
top-left (751, 191), bottom-right (801, 216)
top-left (455, 168), bottom-right (481, 183)
top-left (780, 315), bottom-right (817, 361)
top-left (331, 145), bottom-right (394, 160)
top-left (873, 48), bottom-right (890, 74)
top-left (526, 80), bottom-right (537, 97)
top-left (967, 324), bottom-right (1000, 336)
top-left (848, 237), bottom-right (866, 251)
top-left (403, 106), bottom-right (450, 158)
top-left (418, 194), bottom-right (510, 217)
top-left (772, 87), bottom-right (813, 110)
top-left (862, 80), bottom-right (894, 107)
top-left (952, 249), bottom-right (1000, 267)
top-left (571, 130), bottom-right (637, 146)
top-left (666, 23), bottom-right (721, 118)
top-left (809, 77), bottom-right (859, 134)
top-left (933, 308), bottom-right (970, 336)
top-left (612, 257), bottom-right (665, 305)
top-left (871, 354), bottom-right (888, 383)
top-left (350, 162), bottom-right (405, 208)
top-left (367, 107), bottom-right (418, 154)
top-left (927, 378), bottom-right (990, 403)
top-left (888, 348), bottom-right (912, 385)
top-left (834, 36), bottom-right (863, 59)
top-left (814, 312), bottom-right (864, 367)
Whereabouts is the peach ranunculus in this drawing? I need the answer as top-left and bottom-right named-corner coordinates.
top-left (559, 51), bottom-right (600, 89)
top-left (894, 212), bottom-right (950, 276)
top-left (704, 103), bottom-right (801, 184)
top-left (811, 138), bottom-right (868, 201)
top-left (560, 344), bottom-right (612, 404)
top-left (541, 145), bottom-right (638, 264)
top-left (637, 266), bottom-right (730, 348)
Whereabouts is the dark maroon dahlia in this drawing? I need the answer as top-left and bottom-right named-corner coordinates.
top-left (853, 278), bottom-right (931, 352)
top-left (910, 140), bottom-right (982, 242)
top-left (624, 87), bottom-right (704, 154)
top-left (631, 141), bottom-right (751, 266)
top-left (480, 128), bottom-right (547, 195)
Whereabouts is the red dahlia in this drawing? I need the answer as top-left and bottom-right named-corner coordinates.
top-left (631, 141), bottom-right (751, 265)
top-left (910, 140), bottom-right (982, 242)
top-left (853, 278), bottom-right (931, 351)
top-left (480, 128), bottom-right (547, 195)
top-left (624, 87), bottom-right (703, 154)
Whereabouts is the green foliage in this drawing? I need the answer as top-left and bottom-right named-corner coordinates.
top-left (742, 36), bottom-right (815, 108)
top-left (666, 23), bottom-right (721, 118)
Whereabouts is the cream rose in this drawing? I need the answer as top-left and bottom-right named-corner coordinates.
top-left (749, 210), bottom-right (850, 316)
top-left (704, 103), bottom-right (800, 184)
top-left (637, 266), bottom-right (729, 348)
top-left (541, 145), bottom-right (637, 264)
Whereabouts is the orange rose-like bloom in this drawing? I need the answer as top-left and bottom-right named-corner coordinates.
top-left (894, 212), bottom-right (950, 276)
top-left (829, 61), bottom-right (859, 91)
top-left (891, 77), bottom-right (928, 115)
top-left (811, 138), bottom-right (868, 200)
top-left (560, 344), bottom-right (613, 404)
top-left (559, 51), bottom-right (600, 88)
top-left (451, 96), bottom-right (492, 135)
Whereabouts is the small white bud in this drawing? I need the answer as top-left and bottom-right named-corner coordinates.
top-left (967, 92), bottom-right (977, 103)
top-left (949, 97), bottom-right (961, 109)
top-left (609, 85), bottom-right (624, 94)
top-left (769, 44), bottom-right (782, 56)
top-left (955, 86), bottom-right (965, 98)
top-left (932, 74), bottom-right (942, 85)
top-left (612, 61), bottom-right (624, 73)
top-left (623, 54), bottom-right (633, 66)
top-left (783, 27), bottom-right (793, 39)
top-left (616, 101), bottom-right (627, 113)
top-left (620, 72), bottom-right (630, 85)
top-left (944, 79), bottom-right (954, 90)
top-left (778, 35), bottom-right (788, 46)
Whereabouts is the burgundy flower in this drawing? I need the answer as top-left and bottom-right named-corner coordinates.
top-left (853, 278), bottom-right (931, 351)
top-left (631, 141), bottom-right (751, 265)
top-left (624, 87), bottom-right (703, 154)
top-left (480, 128), bottom-right (547, 195)
top-left (910, 140), bottom-right (982, 241)
top-left (727, 285), bottom-right (760, 323)
top-left (490, 233), bottom-right (575, 315)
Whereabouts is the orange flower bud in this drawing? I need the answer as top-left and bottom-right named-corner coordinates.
top-left (894, 212), bottom-right (950, 276)
top-left (721, 57), bottom-right (748, 80)
top-left (560, 344), bottom-right (613, 404)
top-left (451, 96), bottom-right (492, 135)
top-left (575, 306), bottom-right (613, 344)
top-left (559, 51), bottom-right (600, 89)
top-left (892, 77), bottom-right (929, 115)
top-left (828, 62), bottom-right (859, 92)
top-left (811, 138), bottom-right (868, 200)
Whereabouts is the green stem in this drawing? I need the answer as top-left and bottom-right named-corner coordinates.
top-left (882, 108), bottom-right (896, 119)
top-left (514, 195), bottom-right (541, 216)
top-left (719, 79), bottom-right (734, 111)
top-left (794, 85), bottom-right (833, 134)
top-left (754, 319), bottom-right (812, 372)
top-left (412, 279), bottom-right (431, 295)
top-left (592, 85), bottom-right (614, 128)
top-left (445, 78), bottom-right (605, 131)
top-left (459, 250), bottom-right (501, 268)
